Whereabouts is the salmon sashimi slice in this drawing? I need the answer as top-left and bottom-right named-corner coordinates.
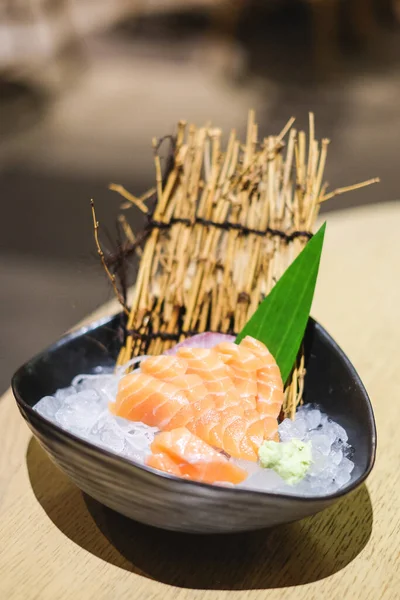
top-left (189, 405), bottom-right (264, 461)
top-left (189, 407), bottom-right (223, 447)
top-left (141, 356), bottom-right (209, 404)
top-left (166, 374), bottom-right (209, 403)
top-left (214, 342), bottom-right (263, 410)
top-left (140, 355), bottom-right (188, 380)
top-left (146, 452), bottom-right (184, 477)
top-left (112, 372), bottom-right (192, 429)
top-left (222, 416), bottom-right (260, 461)
top-left (176, 348), bottom-right (237, 396)
top-left (176, 347), bottom-right (242, 410)
top-left (141, 357), bottom-right (216, 430)
top-left (239, 336), bottom-right (284, 419)
top-left (159, 373), bottom-right (214, 430)
top-left (148, 427), bottom-right (247, 484)
top-left (244, 409), bottom-right (279, 443)
top-left (189, 405), bottom-right (243, 450)
top-left (165, 396), bottom-right (214, 431)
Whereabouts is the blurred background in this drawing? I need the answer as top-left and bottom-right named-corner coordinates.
top-left (1, 0), bottom-right (399, 391)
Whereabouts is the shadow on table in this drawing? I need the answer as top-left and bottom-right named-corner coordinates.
top-left (27, 437), bottom-right (373, 590)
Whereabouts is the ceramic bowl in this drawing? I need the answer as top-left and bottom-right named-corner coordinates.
top-left (12, 314), bottom-right (376, 534)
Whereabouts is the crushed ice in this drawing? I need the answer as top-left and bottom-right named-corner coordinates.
top-left (34, 369), bottom-right (158, 463)
top-left (34, 370), bottom-right (354, 496)
top-left (236, 404), bottom-right (354, 495)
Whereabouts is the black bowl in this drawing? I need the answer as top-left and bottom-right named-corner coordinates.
top-left (12, 315), bottom-right (376, 533)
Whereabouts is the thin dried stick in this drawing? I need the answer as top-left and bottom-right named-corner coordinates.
top-left (91, 200), bottom-right (129, 316)
top-left (276, 116), bottom-right (296, 143)
top-left (319, 178), bottom-right (380, 203)
top-left (109, 184), bottom-right (149, 213)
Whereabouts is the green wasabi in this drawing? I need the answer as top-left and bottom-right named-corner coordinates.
top-left (258, 439), bottom-right (312, 485)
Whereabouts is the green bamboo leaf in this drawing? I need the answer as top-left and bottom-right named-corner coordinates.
top-left (235, 223), bottom-right (326, 383)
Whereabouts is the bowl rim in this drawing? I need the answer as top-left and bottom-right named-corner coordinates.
top-left (11, 313), bottom-right (377, 503)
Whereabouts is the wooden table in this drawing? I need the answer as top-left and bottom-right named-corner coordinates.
top-left (1, 203), bottom-right (399, 600)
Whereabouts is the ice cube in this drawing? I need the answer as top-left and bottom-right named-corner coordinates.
top-left (305, 409), bottom-right (322, 431)
top-left (324, 482), bottom-right (339, 495)
top-left (55, 386), bottom-right (75, 401)
top-left (309, 433), bottom-right (332, 455)
top-left (308, 448), bottom-right (328, 476)
top-left (331, 422), bottom-right (349, 444)
top-left (241, 468), bottom-right (285, 492)
top-left (125, 431), bottom-right (152, 451)
top-left (331, 448), bottom-right (343, 466)
top-left (62, 388), bottom-right (99, 406)
top-left (73, 374), bottom-right (118, 405)
top-left (114, 416), bottom-right (143, 434)
top-left (290, 417), bottom-right (307, 439)
top-left (339, 456), bottom-right (355, 473)
top-left (320, 413), bottom-right (329, 425)
top-left (335, 469), bottom-right (352, 487)
top-left (321, 462), bottom-right (339, 480)
top-left (34, 396), bottom-right (61, 420)
top-left (90, 411), bottom-right (112, 434)
top-left (99, 421), bottom-right (125, 453)
top-left (323, 423), bottom-right (339, 445)
top-left (278, 418), bottom-right (295, 442)
top-left (55, 390), bottom-right (103, 431)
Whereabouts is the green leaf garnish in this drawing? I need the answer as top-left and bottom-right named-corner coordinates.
top-left (235, 223), bottom-right (326, 383)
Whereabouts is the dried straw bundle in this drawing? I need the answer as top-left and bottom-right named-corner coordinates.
top-left (93, 111), bottom-right (378, 418)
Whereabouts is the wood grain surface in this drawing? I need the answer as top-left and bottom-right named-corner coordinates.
top-left (1, 203), bottom-right (399, 600)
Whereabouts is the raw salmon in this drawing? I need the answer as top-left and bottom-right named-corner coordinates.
top-left (140, 355), bottom-right (215, 430)
top-left (176, 347), bottom-right (242, 410)
top-left (141, 355), bottom-right (188, 379)
top-left (114, 334), bottom-right (283, 465)
top-left (214, 342), bottom-right (262, 410)
top-left (146, 452), bottom-right (183, 477)
top-left (189, 406), bottom-right (259, 460)
top-left (239, 336), bottom-right (284, 419)
top-left (147, 427), bottom-right (247, 484)
top-left (175, 346), bottom-right (265, 460)
top-left (141, 355), bottom-right (208, 403)
top-left (244, 408), bottom-right (280, 443)
top-left (125, 354), bottom-right (255, 459)
top-left (112, 371), bottom-right (193, 429)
